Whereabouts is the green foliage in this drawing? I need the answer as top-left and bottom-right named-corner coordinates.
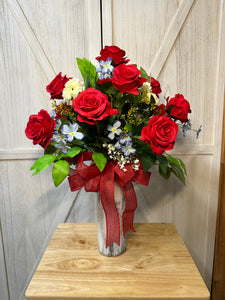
top-left (52, 160), bottom-right (70, 187)
top-left (170, 163), bottom-right (186, 185)
top-left (76, 57), bottom-right (97, 88)
top-left (44, 144), bottom-right (57, 155)
top-left (140, 67), bottom-right (149, 80)
top-left (141, 152), bottom-right (157, 172)
top-left (56, 147), bottom-right (83, 160)
top-left (157, 155), bottom-right (168, 175)
top-left (30, 154), bottom-right (56, 176)
top-left (158, 154), bottom-right (186, 184)
top-left (92, 152), bottom-right (107, 172)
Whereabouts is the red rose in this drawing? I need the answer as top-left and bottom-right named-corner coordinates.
top-left (25, 110), bottom-right (55, 149)
top-left (72, 88), bottom-right (118, 125)
top-left (154, 104), bottom-right (166, 116)
top-left (141, 115), bottom-right (178, 155)
top-left (96, 45), bottom-right (129, 66)
top-left (97, 78), bottom-right (112, 86)
top-left (151, 77), bottom-right (162, 95)
top-left (167, 94), bottom-right (191, 123)
top-left (112, 64), bottom-right (147, 95)
top-left (46, 72), bottom-right (70, 99)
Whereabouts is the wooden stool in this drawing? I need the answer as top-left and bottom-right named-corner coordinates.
top-left (25, 223), bottom-right (210, 300)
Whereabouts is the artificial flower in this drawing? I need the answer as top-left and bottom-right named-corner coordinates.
top-left (25, 110), bottom-right (55, 149)
top-left (61, 123), bottom-right (84, 141)
top-left (46, 72), bottom-right (70, 99)
top-left (62, 78), bottom-right (83, 101)
top-left (141, 115), bottom-right (178, 155)
top-left (167, 94), bottom-right (191, 123)
top-left (96, 45), bottom-right (129, 66)
top-left (107, 121), bottom-right (122, 140)
top-left (112, 64), bottom-right (147, 95)
top-left (72, 88), bottom-right (118, 125)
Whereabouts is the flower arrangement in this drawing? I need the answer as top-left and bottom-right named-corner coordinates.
top-left (25, 45), bottom-right (200, 247)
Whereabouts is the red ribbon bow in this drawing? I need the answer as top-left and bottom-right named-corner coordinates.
top-left (68, 152), bottom-right (151, 247)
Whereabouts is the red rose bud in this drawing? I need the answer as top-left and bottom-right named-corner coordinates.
top-left (112, 64), bottom-right (147, 95)
top-left (25, 110), bottom-right (55, 149)
top-left (154, 104), bottom-right (166, 116)
top-left (72, 88), bottom-right (118, 125)
top-left (46, 72), bottom-right (70, 99)
top-left (151, 77), bottom-right (162, 95)
top-left (141, 115), bottom-right (178, 155)
top-left (166, 94), bottom-right (191, 123)
top-left (96, 45), bottom-right (129, 66)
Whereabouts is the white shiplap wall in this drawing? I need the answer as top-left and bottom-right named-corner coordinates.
top-left (67, 0), bottom-right (225, 291)
top-left (0, 0), bottom-right (225, 299)
top-left (0, 0), bottom-right (101, 299)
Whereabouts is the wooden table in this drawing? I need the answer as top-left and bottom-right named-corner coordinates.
top-left (25, 223), bottom-right (210, 300)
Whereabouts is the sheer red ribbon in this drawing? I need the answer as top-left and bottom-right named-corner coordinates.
top-left (68, 151), bottom-right (151, 247)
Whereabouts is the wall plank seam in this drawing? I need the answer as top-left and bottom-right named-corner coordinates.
top-left (149, 0), bottom-right (195, 78)
top-left (0, 217), bottom-right (10, 300)
top-left (6, 0), bottom-right (56, 81)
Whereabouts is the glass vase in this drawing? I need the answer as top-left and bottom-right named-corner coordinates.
top-left (97, 182), bottom-right (127, 256)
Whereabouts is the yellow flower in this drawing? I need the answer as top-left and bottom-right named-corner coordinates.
top-left (139, 82), bottom-right (159, 105)
top-left (63, 78), bottom-right (83, 101)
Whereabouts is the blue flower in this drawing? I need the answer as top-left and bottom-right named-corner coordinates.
top-left (119, 133), bottom-right (132, 144)
top-left (61, 123), bottom-right (84, 142)
top-left (196, 125), bottom-right (202, 139)
top-left (121, 142), bottom-right (136, 156)
top-left (52, 132), bottom-right (66, 144)
top-left (55, 119), bottom-right (62, 130)
top-left (50, 109), bottom-right (56, 118)
top-left (96, 58), bottom-right (114, 80)
top-left (54, 142), bottom-right (71, 154)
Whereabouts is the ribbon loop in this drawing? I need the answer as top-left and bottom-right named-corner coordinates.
top-left (68, 152), bottom-right (151, 247)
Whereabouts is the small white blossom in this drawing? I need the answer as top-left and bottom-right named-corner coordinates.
top-left (107, 121), bottom-right (122, 140)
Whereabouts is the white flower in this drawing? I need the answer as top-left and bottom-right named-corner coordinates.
top-left (61, 123), bottom-right (84, 142)
top-left (107, 121), bottom-right (122, 140)
top-left (63, 78), bottom-right (83, 101)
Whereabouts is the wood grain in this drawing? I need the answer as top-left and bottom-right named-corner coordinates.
top-left (212, 11), bottom-right (225, 293)
top-left (25, 223), bottom-right (210, 300)
top-left (0, 218), bottom-right (9, 300)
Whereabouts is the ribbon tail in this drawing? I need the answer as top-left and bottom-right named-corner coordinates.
top-left (121, 182), bottom-right (137, 236)
top-left (100, 163), bottom-right (120, 248)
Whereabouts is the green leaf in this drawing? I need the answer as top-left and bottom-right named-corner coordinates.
top-left (125, 123), bottom-right (133, 132)
top-left (167, 155), bottom-right (180, 167)
top-left (140, 67), bottom-right (149, 79)
top-left (157, 155), bottom-right (168, 175)
top-left (159, 166), bottom-right (172, 179)
top-left (56, 147), bottom-right (83, 160)
top-left (92, 152), bottom-right (107, 172)
top-left (170, 163), bottom-right (186, 185)
top-left (52, 160), bottom-right (70, 187)
top-left (167, 155), bottom-right (187, 176)
top-left (76, 57), bottom-right (97, 88)
top-left (141, 153), bottom-right (156, 172)
top-left (30, 154), bottom-right (56, 176)
top-left (44, 144), bottom-right (56, 155)
top-left (66, 147), bottom-right (83, 158)
top-left (178, 158), bottom-right (187, 176)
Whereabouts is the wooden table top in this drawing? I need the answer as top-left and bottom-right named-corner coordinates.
top-left (25, 223), bottom-right (210, 300)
